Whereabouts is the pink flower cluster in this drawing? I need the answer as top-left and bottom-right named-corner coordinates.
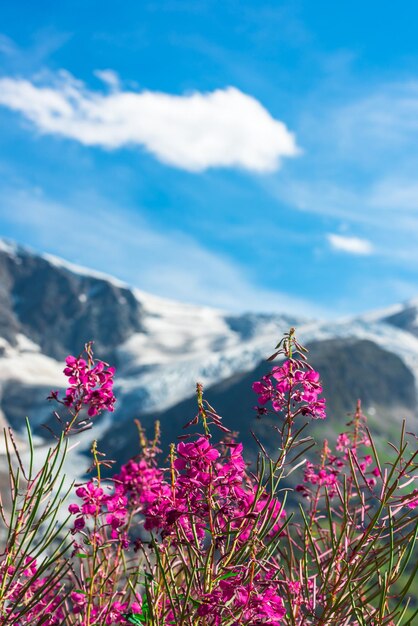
top-left (253, 359), bottom-right (326, 420)
top-left (285, 577), bottom-right (325, 616)
top-left (0, 558), bottom-right (65, 625)
top-left (61, 353), bottom-right (116, 417)
top-left (197, 572), bottom-right (286, 625)
top-left (48, 345), bottom-right (116, 426)
top-left (296, 427), bottom-right (379, 500)
top-left (111, 435), bottom-right (287, 623)
top-left (26, 341), bottom-right (416, 625)
top-left (65, 431), bottom-right (288, 623)
top-left (128, 436), bottom-right (284, 546)
top-left (114, 458), bottom-right (169, 510)
top-left (70, 593), bottom-right (142, 625)
top-left (69, 479), bottom-right (129, 547)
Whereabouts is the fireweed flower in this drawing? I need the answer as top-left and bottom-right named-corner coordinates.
top-left (67, 432), bottom-right (287, 623)
top-left (197, 573), bottom-right (286, 625)
top-left (69, 479), bottom-right (129, 544)
top-left (0, 559), bottom-right (66, 625)
top-left (130, 435), bottom-right (285, 545)
top-left (296, 420), bottom-right (380, 500)
top-left (253, 359), bottom-right (326, 420)
top-left (63, 354), bottom-right (116, 416)
top-left (114, 458), bottom-right (168, 508)
top-left (49, 345), bottom-right (116, 423)
top-left (8, 336), bottom-right (417, 626)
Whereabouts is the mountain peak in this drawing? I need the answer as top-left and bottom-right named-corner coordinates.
top-left (0, 241), bottom-right (144, 361)
top-left (357, 297), bottom-right (418, 337)
top-left (0, 240), bottom-right (417, 472)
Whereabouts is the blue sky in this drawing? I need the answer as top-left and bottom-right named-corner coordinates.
top-left (0, 1), bottom-right (418, 317)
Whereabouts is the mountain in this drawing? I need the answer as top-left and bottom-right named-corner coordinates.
top-left (0, 240), bottom-right (302, 435)
top-left (360, 298), bottom-right (418, 337)
top-left (0, 239), bottom-right (417, 469)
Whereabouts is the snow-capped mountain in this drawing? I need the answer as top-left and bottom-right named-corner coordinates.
top-left (359, 297), bottom-right (418, 338)
top-left (0, 240), bottom-right (302, 428)
top-left (0, 239), bottom-right (417, 468)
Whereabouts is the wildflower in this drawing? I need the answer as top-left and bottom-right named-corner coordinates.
top-left (336, 432), bottom-right (351, 451)
top-left (50, 347), bottom-right (116, 420)
top-left (253, 359), bottom-right (326, 420)
top-left (2, 559), bottom-right (66, 625)
top-left (175, 436), bottom-right (220, 469)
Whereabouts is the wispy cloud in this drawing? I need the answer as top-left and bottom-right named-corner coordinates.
top-left (265, 79), bottom-right (418, 236)
top-left (94, 69), bottom-right (120, 91)
top-left (0, 71), bottom-right (299, 172)
top-left (0, 31), bottom-right (71, 72)
top-left (369, 179), bottom-right (418, 212)
top-left (331, 82), bottom-right (418, 161)
top-left (0, 34), bottom-right (18, 56)
top-left (327, 234), bottom-right (373, 255)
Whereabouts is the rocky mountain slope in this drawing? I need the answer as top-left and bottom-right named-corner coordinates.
top-left (0, 239), bottom-right (417, 468)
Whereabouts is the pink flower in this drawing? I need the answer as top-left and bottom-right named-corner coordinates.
top-left (252, 376), bottom-right (274, 404)
top-left (336, 433), bottom-right (351, 451)
top-left (253, 359), bottom-right (326, 420)
top-left (52, 349), bottom-right (116, 419)
top-left (175, 437), bottom-right (219, 469)
top-left (76, 481), bottom-right (104, 516)
top-left (105, 601), bottom-right (129, 624)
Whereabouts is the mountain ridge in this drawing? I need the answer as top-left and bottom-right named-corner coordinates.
top-left (0, 239), bottom-right (416, 469)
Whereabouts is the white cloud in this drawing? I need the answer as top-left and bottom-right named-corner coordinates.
top-left (327, 234), bottom-right (373, 255)
top-left (0, 71), bottom-right (299, 172)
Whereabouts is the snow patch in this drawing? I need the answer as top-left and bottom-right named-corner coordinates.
top-left (0, 239), bottom-right (18, 255)
top-left (42, 252), bottom-right (129, 289)
top-left (0, 347), bottom-right (65, 385)
top-left (357, 297), bottom-right (418, 324)
top-left (15, 334), bottom-right (41, 353)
